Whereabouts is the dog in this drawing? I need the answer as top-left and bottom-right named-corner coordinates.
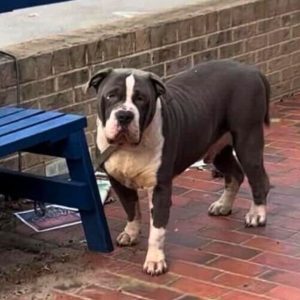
top-left (86, 59), bottom-right (270, 276)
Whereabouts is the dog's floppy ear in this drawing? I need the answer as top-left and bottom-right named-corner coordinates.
top-left (86, 68), bottom-right (113, 92)
top-left (149, 72), bottom-right (166, 96)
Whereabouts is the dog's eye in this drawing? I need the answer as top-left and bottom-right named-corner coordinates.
top-left (106, 93), bottom-right (117, 101)
top-left (135, 95), bottom-right (144, 102)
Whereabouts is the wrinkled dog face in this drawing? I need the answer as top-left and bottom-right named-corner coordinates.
top-left (87, 68), bottom-right (165, 145)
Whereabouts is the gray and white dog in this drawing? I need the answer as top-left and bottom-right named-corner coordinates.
top-left (87, 60), bottom-right (270, 275)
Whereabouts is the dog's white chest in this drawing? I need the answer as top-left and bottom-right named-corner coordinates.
top-left (105, 147), bottom-right (161, 189)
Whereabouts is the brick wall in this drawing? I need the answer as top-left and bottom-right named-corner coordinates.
top-left (0, 0), bottom-right (299, 174)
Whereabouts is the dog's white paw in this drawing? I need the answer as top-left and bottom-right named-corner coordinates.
top-left (208, 199), bottom-right (232, 216)
top-left (143, 260), bottom-right (167, 276)
top-left (116, 231), bottom-right (137, 246)
top-left (143, 248), bottom-right (167, 276)
top-left (116, 220), bottom-right (140, 246)
top-left (245, 204), bottom-right (266, 227)
top-left (208, 179), bottom-right (239, 216)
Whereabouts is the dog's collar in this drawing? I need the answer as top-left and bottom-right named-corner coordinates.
top-left (96, 145), bottom-right (118, 171)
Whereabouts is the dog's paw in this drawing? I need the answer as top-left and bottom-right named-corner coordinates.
top-left (143, 259), bottom-right (167, 276)
top-left (116, 220), bottom-right (140, 247)
top-left (143, 248), bottom-right (167, 276)
top-left (116, 231), bottom-right (137, 247)
top-left (208, 200), bottom-right (232, 216)
top-left (245, 204), bottom-right (266, 227)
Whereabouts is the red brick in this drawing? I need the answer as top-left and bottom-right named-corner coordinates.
top-left (172, 195), bottom-right (191, 207)
top-left (79, 285), bottom-right (136, 300)
top-left (222, 291), bottom-right (271, 300)
top-left (267, 191), bottom-right (300, 207)
top-left (267, 286), bottom-right (300, 300)
top-left (173, 177), bottom-right (222, 192)
top-left (287, 232), bottom-right (300, 245)
top-left (270, 140), bottom-right (300, 149)
top-left (167, 231), bottom-right (210, 248)
top-left (167, 244), bottom-right (217, 265)
top-left (172, 186), bottom-right (189, 195)
top-left (268, 28), bottom-right (290, 45)
top-left (193, 49), bottom-right (218, 64)
top-left (175, 296), bottom-right (200, 300)
top-left (198, 227), bottom-right (252, 244)
top-left (244, 237), bottom-right (300, 256)
top-left (277, 101), bottom-right (300, 109)
top-left (169, 260), bottom-right (220, 281)
top-left (122, 282), bottom-right (181, 300)
top-left (111, 260), bottom-right (179, 286)
top-left (112, 247), bottom-right (146, 265)
top-left (213, 273), bottom-right (276, 294)
top-left (273, 206), bottom-right (300, 219)
top-left (106, 206), bottom-right (127, 220)
top-left (237, 225), bottom-right (296, 241)
top-left (186, 213), bottom-right (245, 231)
top-left (246, 34), bottom-right (268, 51)
top-left (285, 114), bottom-right (300, 121)
top-left (206, 257), bottom-right (268, 277)
top-left (263, 215), bottom-right (300, 232)
top-left (168, 217), bottom-right (207, 234)
top-left (171, 277), bottom-right (229, 298)
top-left (202, 241), bottom-right (261, 260)
top-left (165, 56), bottom-right (192, 76)
top-left (182, 189), bottom-right (219, 204)
top-left (261, 269), bottom-right (300, 289)
top-left (252, 253), bottom-right (300, 273)
top-left (182, 169), bottom-right (214, 181)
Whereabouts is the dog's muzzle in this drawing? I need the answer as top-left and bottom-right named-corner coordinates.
top-left (116, 110), bottom-right (134, 128)
top-left (106, 109), bottom-right (139, 145)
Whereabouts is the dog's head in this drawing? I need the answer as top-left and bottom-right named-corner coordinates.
top-left (87, 68), bottom-right (166, 145)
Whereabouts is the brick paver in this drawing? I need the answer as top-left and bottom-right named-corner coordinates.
top-left (6, 96), bottom-right (300, 299)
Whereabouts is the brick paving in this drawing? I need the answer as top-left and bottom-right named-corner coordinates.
top-left (5, 95), bottom-right (300, 299)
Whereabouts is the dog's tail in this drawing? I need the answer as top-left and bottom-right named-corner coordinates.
top-left (260, 73), bottom-right (271, 127)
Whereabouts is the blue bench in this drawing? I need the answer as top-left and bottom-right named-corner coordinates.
top-left (0, 1), bottom-right (71, 13)
top-left (0, 106), bottom-right (113, 252)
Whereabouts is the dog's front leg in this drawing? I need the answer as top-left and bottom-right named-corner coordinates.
top-left (143, 184), bottom-right (171, 276)
top-left (109, 176), bottom-right (141, 246)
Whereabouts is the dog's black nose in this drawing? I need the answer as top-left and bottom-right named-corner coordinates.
top-left (116, 110), bottom-right (134, 126)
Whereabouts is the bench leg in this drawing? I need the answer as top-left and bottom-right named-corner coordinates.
top-left (66, 130), bottom-right (113, 252)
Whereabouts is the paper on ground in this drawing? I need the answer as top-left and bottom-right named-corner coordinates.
top-left (95, 171), bottom-right (114, 205)
top-left (14, 205), bottom-right (81, 232)
top-left (189, 159), bottom-right (208, 170)
top-left (14, 172), bottom-right (114, 232)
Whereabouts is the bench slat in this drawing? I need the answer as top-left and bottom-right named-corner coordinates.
top-left (0, 111), bottom-right (63, 136)
top-left (0, 107), bottom-right (24, 118)
top-left (0, 114), bottom-right (86, 156)
top-left (0, 109), bottom-right (42, 126)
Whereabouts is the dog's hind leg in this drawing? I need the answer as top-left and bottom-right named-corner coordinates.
top-left (109, 176), bottom-right (141, 246)
top-left (233, 126), bottom-right (270, 227)
top-left (208, 145), bottom-right (244, 216)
